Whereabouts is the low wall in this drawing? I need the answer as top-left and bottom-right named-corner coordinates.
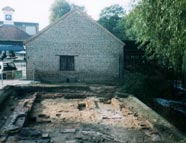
top-left (27, 70), bottom-right (120, 84)
top-left (117, 92), bottom-right (186, 141)
top-left (0, 86), bottom-right (15, 107)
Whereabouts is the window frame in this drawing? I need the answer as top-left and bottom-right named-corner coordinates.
top-left (59, 55), bottom-right (75, 71)
top-left (5, 14), bottom-right (12, 21)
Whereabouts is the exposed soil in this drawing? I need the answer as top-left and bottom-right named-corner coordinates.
top-left (0, 85), bottom-right (185, 143)
top-left (29, 97), bottom-right (152, 143)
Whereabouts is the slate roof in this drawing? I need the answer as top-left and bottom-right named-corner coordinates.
top-left (0, 25), bottom-right (30, 41)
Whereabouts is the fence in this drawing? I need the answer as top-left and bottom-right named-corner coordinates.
top-left (14, 61), bottom-right (26, 79)
top-left (0, 61), bottom-right (35, 89)
top-left (2, 70), bottom-right (22, 79)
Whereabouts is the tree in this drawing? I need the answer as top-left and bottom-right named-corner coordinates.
top-left (127, 0), bottom-right (186, 73)
top-left (50, 0), bottom-right (71, 23)
top-left (98, 4), bottom-right (127, 40)
top-left (124, 7), bottom-right (139, 40)
top-left (50, 0), bottom-right (85, 23)
top-left (71, 4), bottom-right (85, 12)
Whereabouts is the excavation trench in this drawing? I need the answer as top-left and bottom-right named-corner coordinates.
top-left (0, 85), bottom-right (185, 143)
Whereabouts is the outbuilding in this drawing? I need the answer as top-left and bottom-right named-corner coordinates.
top-left (25, 9), bottom-right (124, 83)
top-left (0, 6), bottom-right (31, 57)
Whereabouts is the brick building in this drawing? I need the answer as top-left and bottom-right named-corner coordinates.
top-left (25, 9), bottom-right (124, 83)
top-left (0, 6), bottom-right (39, 36)
top-left (0, 6), bottom-right (31, 54)
top-left (0, 6), bottom-right (39, 55)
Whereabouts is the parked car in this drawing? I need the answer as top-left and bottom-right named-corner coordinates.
top-left (3, 61), bottom-right (17, 71)
top-left (0, 61), bottom-right (17, 79)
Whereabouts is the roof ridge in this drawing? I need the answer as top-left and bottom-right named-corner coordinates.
top-left (25, 9), bottom-right (124, 46)
top-left (76, 10), bottom-right (124, 45)
top-left (24, 9), bottom-right (77, 44)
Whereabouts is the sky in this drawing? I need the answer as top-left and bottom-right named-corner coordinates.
top-left (0, 0), bottom-right (134, 30)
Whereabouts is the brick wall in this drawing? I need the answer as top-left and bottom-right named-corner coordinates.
top-left (26, 10), bottom-right (124, 83)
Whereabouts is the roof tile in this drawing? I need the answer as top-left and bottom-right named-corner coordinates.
top-left (0, 25), bottom-right (30, 41)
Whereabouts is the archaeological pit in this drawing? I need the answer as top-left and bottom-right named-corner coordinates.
top-left (0, 84), bottom-right (185, 143)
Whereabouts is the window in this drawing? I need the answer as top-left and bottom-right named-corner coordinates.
top-left (26, 26), bottom-right (37, 35)
top-left (5, 15), bottom-right (12, 21)
top-left (60, 56), bottom-right (74, 71)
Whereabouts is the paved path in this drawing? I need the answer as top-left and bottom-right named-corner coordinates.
top-left (0, 79), bottom-right (33, 89)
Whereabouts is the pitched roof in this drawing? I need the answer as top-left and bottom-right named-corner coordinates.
top-left (25, 9), bottom-right (125, 46)
top-left (0, 25), bottom-right (30, 42)
top-left (2, 6), bottom-right (15, 12)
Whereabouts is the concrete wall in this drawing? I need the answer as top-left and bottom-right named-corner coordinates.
top-left (26, 11), bottom-right (124, 83)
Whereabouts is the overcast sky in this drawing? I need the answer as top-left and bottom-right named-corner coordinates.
top-left (0, 0), bottom-right (134, 30)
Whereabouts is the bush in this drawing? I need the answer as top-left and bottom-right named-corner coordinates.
top-left (120, 70), bottom-right (172, 102)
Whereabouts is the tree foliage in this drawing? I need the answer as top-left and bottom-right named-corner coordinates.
top-left (50, 0), bottom-right (85, 23)
top-left (126, 0), bottom-right (186, 72)
top-left (98, 4), bottom-right (127, 40)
